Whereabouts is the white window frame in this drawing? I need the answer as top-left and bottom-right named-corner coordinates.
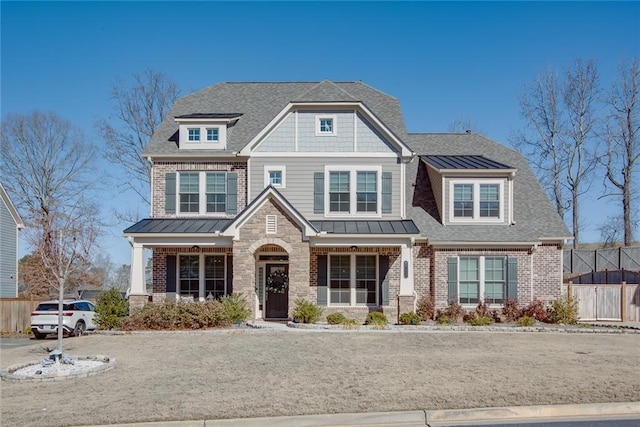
top-left (177, 172), bottom-right (227, 215)
top-left (177, 254), bottom-right (227, 301)
top-left (315, 114), bottom-right (337, 136)
top-left (206, 127), bottom-right (220, 142)
top-left (324, 166), bottom-right (382, 217)
top-left (263, 166), bottom-right (286, 188)
top-left (327, 253), bottom-right (378, 307)
top-left (455, 255), bottom-right (506, 307)
top-left (449, 179), bottom-right (504, 223)
top-left (179, 124), bottom-right (227, 149)
top-left (188, 128), bottom-right (201, 142)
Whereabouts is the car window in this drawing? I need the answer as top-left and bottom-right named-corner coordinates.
top-left (36, 303), bottom-right (72, 311)
top-left (76, 302), bottom-right (91, 311)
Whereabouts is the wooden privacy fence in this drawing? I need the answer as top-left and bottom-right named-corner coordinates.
top-left (564, 246), bottom-right (640, 274)
top-left (566, 282), bottom-right (640, 322)
top-left (0, 298), bottom-right (47, 333)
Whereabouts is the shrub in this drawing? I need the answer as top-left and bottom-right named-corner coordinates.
top-left (220, 293), bottom-right (251, 324)
top-left (326, 312), bottom-right (346, 325)
top-left (399, 312), bottom-right (421, 325)
top-left (122, 300), bottom-right (231, 330)
top-left (467, 316), bottom-right (493, 326)
top-left (416, 296), bottom-right (436, 321)
top-left (341, 318), bottom-right (361, 329)
top-left (443, 301), bottom-right (465, 323)
top-left (292, 298), bottom-right (323, 323)
top-left (502, 298), bottom-right (520, 322)
top-left (95, 288), bottom-right (129, 330)
top-left (364, 311), bottom-right (388, 327)
top-left (522, 298), bottom-right (548, 322)
top-left (463, 311), bottom-right (477, 323)
top-left (517, 315), bottom-right (535, 327)
top-left (475, 299), bottom-right (492, 318)
top-left (548, 295), bottom-right (579, 325)
top-left (437, 315), bottom-right (452, 325)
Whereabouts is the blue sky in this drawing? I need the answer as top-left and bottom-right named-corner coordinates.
top-left (2, 1), bottom-right (639, 266)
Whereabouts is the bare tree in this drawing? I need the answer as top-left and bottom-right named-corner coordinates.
top-left (602, 58), bottom-right (640, 246)
top-left (448, 117), bottom-right (484, 135)
top-left (562, 59), bottom-right (600, 248)
top-left (97, 70), bottom-right (180, 211)
top-left (512, 67), bottom-right (567, 219)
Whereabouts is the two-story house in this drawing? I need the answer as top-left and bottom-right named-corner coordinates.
top-left (1, 183), bottom-right (25, 298)
top-left (123, 80), bottom-right (571, 321)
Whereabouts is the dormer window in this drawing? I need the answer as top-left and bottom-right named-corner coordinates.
top-left (188, 128), bottom-right (201, 142)
top-left (450, 180), bottom-right (503, 222)
top-left (316, 115), bottom-right (337, 136)
top-left (175, 113), bottom-right (243, 150)
top-left (207, 128), bottom-right (219, 142)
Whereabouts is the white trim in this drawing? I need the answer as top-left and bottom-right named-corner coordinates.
top-left (315, 114), bottom-right (337, 136)
top-left (430, 241), bottom-right (539, 248)
top-left (449, 179), bottom-right (504, 223)
top-left (454, 255), bottom-right (507, 306)
top-left (294, 110), bottom-right (299, 151)
top-left (310, 237), bottom-right (414, 247)
top-left (0, 184), bottom-right (25, 228)
top-left (176, 171), bottom-right (229, 216)
top-left (353, 110), bottom-right (357, 151)
top-left (324, 166), bottom-right (383, 217)
top-left (176, 253), bottom-right (227, 301)
top-left (400, 162), bottom-right (406, 218)
top-left (327, 253), bottom-right (378, 307)
top-left (263, 166), bottom-right (286, 188)
top-left (249, 152), bottom-right (399, 158)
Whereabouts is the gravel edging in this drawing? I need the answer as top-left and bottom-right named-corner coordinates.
top-left (0, 355), bottom-right (116, 383)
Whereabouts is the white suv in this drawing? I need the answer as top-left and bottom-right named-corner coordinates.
top-left (30, 299), bottom-right (97, 339)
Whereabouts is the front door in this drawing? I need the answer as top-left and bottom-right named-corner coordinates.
top-left (265, 264), bottom-right (289, 319)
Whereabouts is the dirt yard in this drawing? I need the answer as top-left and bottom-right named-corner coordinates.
top-left (1, 329), bottom-right (639, 427)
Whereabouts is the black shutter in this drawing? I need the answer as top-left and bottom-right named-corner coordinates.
top-left (165, 173), bottom-right (176, 214)
top-left (166, 255), bottom-right (177, 293)
top-left (379, 255), bottom-right (390, 306)
top-left (314, 172), bottom-right (324, 214)
top-left (226, 254), bottom-right (233, 295)
top-left (317, 255), bottom-right (328, 305)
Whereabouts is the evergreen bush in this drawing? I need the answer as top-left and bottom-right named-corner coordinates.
top-left (95, 288), bottom-right (129, 330)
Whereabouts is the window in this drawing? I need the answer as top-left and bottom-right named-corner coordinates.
top-left (206, 173), bottom-right (226, 213)
top-left (179, 173), bottom-right (200, 213)
top-left (450, 181), bottom-right (503, 221)
top-left (206, 128), bottom-right (219, 142)
top-left (329, 254), bottom-right (377, 306)
top-left (188, 128), bottom-right (200, 142)
top-left (329, 172), bottom-right (350, 212)
top-left (356, 172), bottom-right (377, 212)
top-left (456, 256), bottom-right (505, 305)
top-left (264, 166), bottom-right (286, 188)
top-left (179, 255), bottom-right (200, 298)
top-left (315, 115), bottom-right (337, 136)
top-left (205, 255), bottom-right (226, 299)
top-left (269, 171), bottom-right (282, 186)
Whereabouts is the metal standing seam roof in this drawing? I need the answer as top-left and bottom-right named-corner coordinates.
top-left (420, 155), bottom-right (513, 170)
top-left (123, 218), bottom-right (232, 234)
top-left (311, 220), bottom-right (419, 235)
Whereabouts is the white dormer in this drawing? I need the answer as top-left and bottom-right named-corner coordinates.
top-left (174, 113), bottom-right (242, 150)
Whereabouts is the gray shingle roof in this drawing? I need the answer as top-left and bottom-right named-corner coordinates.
top-left (311, 220), bottom-right (419, 235)
top-left (406, 133), bottom-right (571, 243)
top-left (175, 113), bottom-right (243, 119)
top-left (123, 218), bottom-right (231, 234)
top-left (421, 155), bottom-right (513, 170)
top-left (143, 81), bottom-right (407, 157)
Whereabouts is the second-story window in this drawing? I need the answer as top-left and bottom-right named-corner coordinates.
top-left (206, 173), bottom-right (226, 213)
top-left (179, 173), bottom-right (200, 212)
top-left (206, 128), bottom-right (219, 142)
top-left (316, 115), bottom-right (337, 136)
top-left (356, 171), bottom-right (377, 212)
top-left (479, 184), bottom-right (500, 218)
top-left (451, 181), bottom-right (502, 221)
top-left (188, 128), bottom-right (200, 142)
top-left (329, 172), bottom-right (350, 212)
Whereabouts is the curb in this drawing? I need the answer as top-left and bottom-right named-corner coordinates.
top-left (87, 402), bottom-right (640, 427)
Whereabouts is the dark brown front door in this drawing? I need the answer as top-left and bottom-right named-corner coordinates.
top-left (265, 264), bottom-right (289, 319)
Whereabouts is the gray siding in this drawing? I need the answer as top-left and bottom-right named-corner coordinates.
top-left (256, 113), bottom-right (295, 152)
top-left (443, 176), bottom-right (510, 225)
top-left (0, 199), bottom-right (18, 297)
top-left (298, 110), bottom-right (353, 152)
top-left (356, 112), bottom-right (396, 152)
top-left (251, 157), bottom-right (402, 219)
top-left (427, 165), bottom-right (443, 221)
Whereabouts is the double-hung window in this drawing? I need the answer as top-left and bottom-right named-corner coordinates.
top-left (204, 255), bottom-right (226, 299)
top-left (325, 167), bottom-right (382, 216)
top-left (206, 173), bottom-right (226, 213)
top-left (456, 256), bottom-right (505, 305)
top-left (179, 254), bottom-right (227, 300)
top-left (356, 172), bottom-right (377, 212)
top-left (179, 173), bottom-right (200, 213)
top-left (329, 254), bottom-right (378, 306)
top-left (179, 255), bottom-right (200, 298)
top-left (451, 181), bottom-right (502, 221)
top-left (329, 172), bottom-right (350, 212)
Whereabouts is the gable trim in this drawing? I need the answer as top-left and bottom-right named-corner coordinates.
top-left (0, 183), bottom-right (25, 229)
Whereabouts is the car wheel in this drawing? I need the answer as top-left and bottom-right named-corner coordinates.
top-left (32, 329), bottom-right (46, 340)
top-left (73, 321), bottom-right (86, 337)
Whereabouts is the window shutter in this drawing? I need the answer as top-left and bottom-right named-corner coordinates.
top-left (165, 173), bottom-right (176, 214)
top-left (166, 255), bottom-right (176, 293)
top-left (447, 257), bottom-right (458, 304)
top-left (382, 172), bottom-right (392, 213)
top-left (314, 172), bottom-right (324, 214)
top-left (507, 257), bottom-right (518, 300)
top-left (316, 255), bottom-right (328, 305)
top-left (379, 255), bottom-right (390, 306)
top-left (226, 255), bottom-right (233, 295)
top-left (226, 172), bottom-right (238, 215)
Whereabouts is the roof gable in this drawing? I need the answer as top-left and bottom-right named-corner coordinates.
top-left (0, 183), bottom-right (25, 229)
top-left (292, 80), bottom-right (360, 102)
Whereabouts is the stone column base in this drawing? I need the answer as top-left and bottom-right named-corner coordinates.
top-left (128, 294), bottom-right (149, 311)
top-left (398, 294), bottom-right (417, 320)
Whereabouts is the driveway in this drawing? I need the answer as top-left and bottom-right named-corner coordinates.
top-left (0, 337), bottom-right (38, 350)
top-left (1, 330), bottom-right (639, 427)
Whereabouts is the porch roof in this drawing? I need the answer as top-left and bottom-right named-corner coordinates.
top-left (311, 220), bottom-right (419, 235)
top-left (123, 218), bottom-right (232, 234)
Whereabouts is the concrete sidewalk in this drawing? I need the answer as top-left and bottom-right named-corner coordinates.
top-left (91, 401), bottom-right (640, 427)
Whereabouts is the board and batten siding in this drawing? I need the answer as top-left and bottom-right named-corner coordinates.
top-left (256, 110), bottom-right (397, 154)
top-left (0, 198), bottom-right (19, 297)
top-left (250, 157), bottom-right (403, 219)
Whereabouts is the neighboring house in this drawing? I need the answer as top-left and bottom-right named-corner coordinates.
top-left (0, 183), bottom-right (25, 298)
top-left (124, 81), bottom-right (571, 321)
